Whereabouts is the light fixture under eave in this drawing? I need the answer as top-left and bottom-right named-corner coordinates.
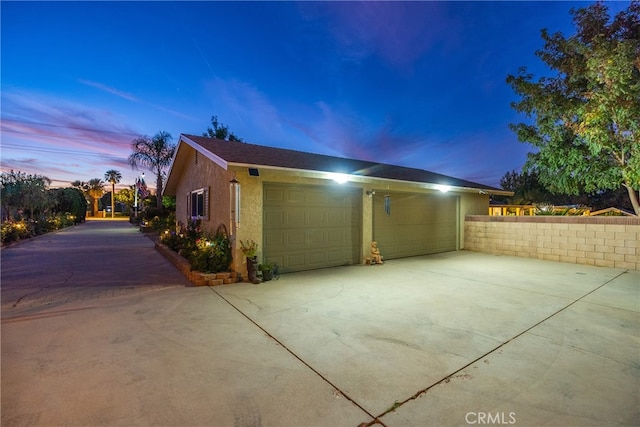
top-left (434, 184), bottom-right (451, 193)
top-left (330, 173), bottom-right (349, 184)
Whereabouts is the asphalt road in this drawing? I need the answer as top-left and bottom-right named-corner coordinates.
top-left (1, 219), bottom-right (187, 318)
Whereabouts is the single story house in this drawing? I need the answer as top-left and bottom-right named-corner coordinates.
top-left (163, 134), bottom-right (512, 275)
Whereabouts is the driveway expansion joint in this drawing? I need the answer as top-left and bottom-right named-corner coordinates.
top-left (365, 269), bottom-right (631, 424)
top-left (207, 285), bottom-right (378, 423)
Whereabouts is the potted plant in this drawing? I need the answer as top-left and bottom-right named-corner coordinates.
top-left (240, 239), bottom-right (260, 284)
top-left (258, 262), bottom-right (275, 282)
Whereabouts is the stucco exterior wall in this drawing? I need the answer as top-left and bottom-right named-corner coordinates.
top-left (465, 215), bottom-right (640, 270)
top-left (174, 145), bottom-right (234, 234)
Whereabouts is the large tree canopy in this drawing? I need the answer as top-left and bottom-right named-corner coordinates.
top-left (0, 170), bottom-right (52, 220)
top-left (507, 1), bottom-right (640, 215)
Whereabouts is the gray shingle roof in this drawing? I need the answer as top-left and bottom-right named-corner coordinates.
top-left (181, 134), bottom-right (504, 192)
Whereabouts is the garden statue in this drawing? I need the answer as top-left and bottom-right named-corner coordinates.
top-left (371, 241), bottom-right (383, 264)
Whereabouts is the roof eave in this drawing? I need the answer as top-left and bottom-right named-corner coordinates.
top-left (164, 134), bottom-right (230, 196)
top-left (228, 162), bottom-right (513, 196)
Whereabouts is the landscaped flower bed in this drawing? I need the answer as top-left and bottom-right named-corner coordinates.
top-left (155, 219), bottom-right (241, 286)
top-left (1, 214), bottom-right (83, 246)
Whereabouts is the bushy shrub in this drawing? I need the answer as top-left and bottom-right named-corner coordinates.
top-left (148, 212), bottom-right (176, 232)
top-left (1, 212), bottom-right (84, 245)
top-left (160, 220), bottom-right (232, 273)
top-left (1, 220), bottom-right (31, 244)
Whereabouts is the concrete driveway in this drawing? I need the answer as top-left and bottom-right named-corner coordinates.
top-left (2, 220), bottom-right (638, 426)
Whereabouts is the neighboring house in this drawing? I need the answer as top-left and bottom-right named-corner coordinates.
top-left (163, 134), bottom-right (512, 275)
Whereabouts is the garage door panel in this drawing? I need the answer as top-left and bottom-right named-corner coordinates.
top-left (326, 249), bottom-right (345, 263)
top-left (307, 210), bottom-right (326, 227)
top-left (308, 251), bottom-right (326, 265)
top-left (292, 210), bottom-right (309, 227)
top-left (263, 230), bottom-right (286, 249)
top-left (308, 229), bottom-right (325, 245)
top-left (287, 254), bottom-right (306, 270)
top-left (263, 210), bottom-right (285, 228)
top-left (264, 184), bottom-right (361, 273)
top-left (327, 229), bottom-right (345, 244)
top-left (373, 192), bottom-right (457, 259)
top-left (286, 231), bottom-right (306, 246)
top-left (264, 187), bottom-right (285, 202)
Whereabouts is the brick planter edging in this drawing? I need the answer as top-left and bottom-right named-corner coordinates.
top-left (154, 241), bottom-right (241, 287)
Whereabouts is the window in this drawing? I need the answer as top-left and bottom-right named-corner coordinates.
top-left (187, 187), bottom-right (209, 220)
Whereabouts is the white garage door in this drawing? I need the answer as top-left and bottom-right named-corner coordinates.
top-left (373, 192), bottom-right (458, 259)
top-left (263, 184), bottom-right (362, 273)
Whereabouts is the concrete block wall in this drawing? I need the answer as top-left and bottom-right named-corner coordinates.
top-left (465, 215), bottom-right (640, 270)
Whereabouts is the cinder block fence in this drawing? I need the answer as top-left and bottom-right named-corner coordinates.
top-left (464, 215), bottom-right (639, 271)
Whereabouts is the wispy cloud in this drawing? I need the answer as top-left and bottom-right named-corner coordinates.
top-left (79, 79), bottom-right (139, 102)
top-left (1, 89), bottom-right (145, 185)
top-left (79, 79), bottom-right (197, 121)
top-left (2, 90), bottom-right (137, 152)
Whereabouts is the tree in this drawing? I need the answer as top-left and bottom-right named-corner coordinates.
top-left (86, 178), bottom-right (105, 216)
top-left (500, 169), bottom-right (557, 205)
top-left (104, 169), bottom-right (122, 218)
top-left (203, 115), bottom-right (244, 142)
top-left (0, 170), bottom-right (52, 220)
top-left (115, 187), bottom-right (135, 214)
top-left (51, 187), bottom-right (86, 223)
top-left (506, 2), bottom-right (640, 215)
top-left (128, 131), bottom-right (176, 210)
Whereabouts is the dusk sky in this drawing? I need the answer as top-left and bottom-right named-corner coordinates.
top-left (1, 1), bottom-right (631, 190)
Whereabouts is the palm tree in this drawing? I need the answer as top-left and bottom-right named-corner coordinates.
top-left (87, 178), bottom-right (105, 217)
top-left (104, 169), bottom-right (122, 218)
top-left (128, 131), bottom-right (175, 210)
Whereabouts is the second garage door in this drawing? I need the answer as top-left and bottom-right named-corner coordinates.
top-left (373, 192), bottom-right (458, 259)
top-left (263, 183), bottom-right (362, 273)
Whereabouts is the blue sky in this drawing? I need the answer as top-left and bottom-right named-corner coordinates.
top-left (1, 1), bottom-right (630, 189)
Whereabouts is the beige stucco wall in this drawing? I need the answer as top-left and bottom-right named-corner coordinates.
top-left (465, 215), bottom-right (640, 270)
top-left (173, 145), bottom-right (235, 239)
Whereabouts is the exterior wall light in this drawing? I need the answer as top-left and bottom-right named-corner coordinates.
top-left (435, 185), bottom-right (451, 193)
top-left (331, 173), bottom-right (349, 184)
